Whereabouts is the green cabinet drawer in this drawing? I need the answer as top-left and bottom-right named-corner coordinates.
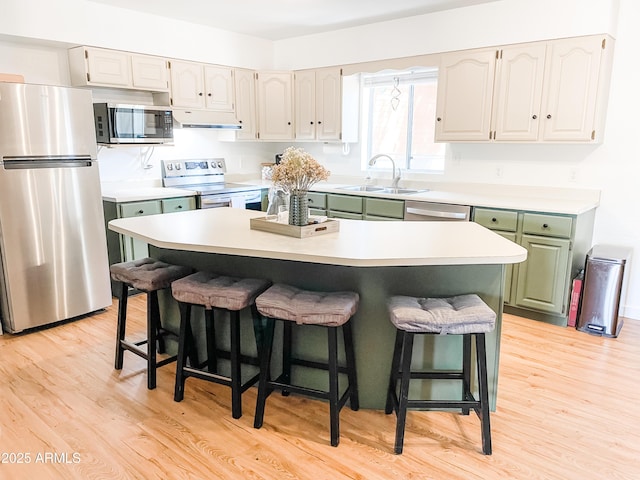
top-left (327, 194), bottom-right (363, 214)
top-left (161, 197), bottom-right (196, 213)
top-left (522, 213), bottom-right (572, 238)
top-left (365, 198), bottom-right (404, 219)
top-left (474, 208), bottom-right (518, 232)
top-left (308, 192), bottom-right (327, 209)
top-left (119, 200), bottom-right (162, 218)
top-left (328, 210), bottom-right (363, 220)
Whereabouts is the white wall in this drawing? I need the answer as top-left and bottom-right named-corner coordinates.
top-left (1, 0), bottom-right (638, 320)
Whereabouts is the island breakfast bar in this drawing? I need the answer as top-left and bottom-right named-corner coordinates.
top-left (108, 208), bottom-right (527, 410)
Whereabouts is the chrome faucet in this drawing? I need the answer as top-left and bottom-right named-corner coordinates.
top-left (368, 154), bottom-right (401, 188)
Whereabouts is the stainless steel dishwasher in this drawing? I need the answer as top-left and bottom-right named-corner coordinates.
top-left (404, 200), bottom-right (471, 221)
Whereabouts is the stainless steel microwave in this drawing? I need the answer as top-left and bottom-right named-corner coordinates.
top-left (93, 103), bottom-right (173, 144)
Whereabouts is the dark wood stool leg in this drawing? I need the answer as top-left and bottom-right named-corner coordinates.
top-left (147, 290), bottom-right (160, 390)
top-left (327, 326), bottom-right (340, 447)
top-left (394, 331), bottom-right (415, 455)
top-left (254, 317), bottom-right (276, 429)
top-left (281, 321), bottom-right (292, 396)
top-left (230, 310), bottom-right (242, 419)
top-left (174, 302), bottom-right (192, 402)
top-left (462, 333), bottom-right (472, 415)
top-left (205, 308), bottom-right (217, 372)
top-left (476, 333), bottom-right (492, 455)
top-left (114, 281), bottom-right (129, 370)
top-left (342, 321), bottom-right (359, 411)
top-left (385, 328), bottom-right (404, 415)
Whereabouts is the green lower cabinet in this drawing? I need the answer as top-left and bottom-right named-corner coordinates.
top-left (497, 232), bottom-right (516, 304)
top-left (118, 200), bottom-right (162, 261)
top-left (515, 235), bottom-right (571, 314)
top-left (329, 210), bottom-right (364, 220)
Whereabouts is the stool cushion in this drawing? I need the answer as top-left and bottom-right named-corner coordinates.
top-left (388, 294), bottom-right (496, 335)
top-left (171, 271), bottom-right (271, 311)
top-left (110, 258), bottom-right (192, 292)
top-left (256, 283), bottom-right (359, 327)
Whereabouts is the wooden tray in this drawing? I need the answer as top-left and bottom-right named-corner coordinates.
top-left (250, 217), bottom-right (339, 238)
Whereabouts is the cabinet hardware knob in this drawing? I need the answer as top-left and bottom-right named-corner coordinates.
top-left (238, 120), bottom-right (243, 123)
top-left (207, 93), bottom-right (212, 97)
top-left (543, 223), bottom-right (549, 228)
top-left (136, 210), bottom-right (144, 214)
top-left (310, 121), bottom-right (314, 125)
top-left (177, 205), bottom-right (182, 209)
top-left (492, 218), bottom-right (497, 222)
top-left (318, 121), bottom-right (322, 124)
top-left (546, 114), bottom-right (552, 119)
top-left (532, 115), bottom-right (537, 119)
top-left (437, 117), bottom-right (442, 122)
top-left (198, 92), bottom-right (203, 96)
top-left (287, 121), bottom-right (291, 125)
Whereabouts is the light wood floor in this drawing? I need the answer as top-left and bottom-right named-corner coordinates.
top-left (1, 296), bottom-right (639, 480)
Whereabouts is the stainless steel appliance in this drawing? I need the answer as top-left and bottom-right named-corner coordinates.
top-left (404, 200), bottom-right (471, 221)
top-left (0, 82), bottom-right (112, 333)
top-left (93, 103), bottom-right (173, 144)
top-left (161, 159), bottom-right (263, 210)
top-left (577, 245), bottom-right (632, 337)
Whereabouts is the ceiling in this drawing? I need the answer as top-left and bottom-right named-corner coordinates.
top-left (91, 0), bottom-right (500, 40)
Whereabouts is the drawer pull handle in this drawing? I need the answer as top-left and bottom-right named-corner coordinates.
top-left (136, 210), bottom-right (144, 214)
top-left (177, 205), bottom-right (183, 209)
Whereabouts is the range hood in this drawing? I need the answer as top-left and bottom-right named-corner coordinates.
top-left (172, 109), bottom-right (242, 129)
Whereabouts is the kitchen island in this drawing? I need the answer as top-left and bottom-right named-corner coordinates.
top-left (109, 208), bottom-right (527, 410)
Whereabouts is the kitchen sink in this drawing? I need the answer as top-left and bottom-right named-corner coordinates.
top-left (380, 187), bottom-right (428, 195)
top-left (337, 185), bottom-right (385, 192)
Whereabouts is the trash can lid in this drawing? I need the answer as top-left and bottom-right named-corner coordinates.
top-left (588, 244), bottom-right (633, 263)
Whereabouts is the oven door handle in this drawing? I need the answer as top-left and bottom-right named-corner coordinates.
top-left (201, 197), bottom-right (232, 207)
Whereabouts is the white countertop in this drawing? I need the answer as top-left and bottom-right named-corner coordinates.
top-left (108, 207), bottom-right (527, 267)
top-left (101, 180), bottom-right (196, 202)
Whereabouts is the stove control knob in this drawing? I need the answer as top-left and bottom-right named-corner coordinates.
top-left (210, 161), bottom-right (216, 169)
top-left (175, 164), bottom-right (182, 170)
top-left (217, 161), bottom-right (224, 168)
top-left (166, 163), bottom-right (173, 170)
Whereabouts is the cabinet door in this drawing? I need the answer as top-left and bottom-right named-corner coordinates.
top-left (294, 70), bottom-right (316, 140)
top-left (540, 36), bottom-right (603, 142)
top-left (85, 47), bottom-right (131, 87)
top-left (204, 66), bottom-right (235, 111)
top-left (515, 234), bottom-right (571, 314)
top-left (170, 60), bottom-right (205, 109)
top-left (118, 201), bottom-right (162, 261)
top-left (234, 68), bottom-right (258, 140)
top-left (257, 72), bottom-right (294, 140)
top-left (131, 54), bottom-right (169, 92)
top-left (492, 44), bottom-right (546, 141)
top-left (497, 231), bottom-right (517, 305)
top-left (316, 67), bottom-right (342, 140)
top-left (435, 49), bottom-right (497, 142)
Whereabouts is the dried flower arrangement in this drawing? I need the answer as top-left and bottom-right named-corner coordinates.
top-left (271, 147), bottom-right (330, 195)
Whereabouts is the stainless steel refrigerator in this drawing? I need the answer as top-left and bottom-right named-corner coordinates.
top-left (0, 82), bottom-right (112, 333)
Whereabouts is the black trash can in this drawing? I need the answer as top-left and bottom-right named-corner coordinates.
top-left (576, 245), bottom-right (632, 337)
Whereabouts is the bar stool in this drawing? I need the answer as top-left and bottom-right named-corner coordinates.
top-left (385, 294), bottom-right (496, 455)
top-left (253, 283), bottom-right (360, 447)
top-left (110, 257), bottom-right (192, 390)
top-left (171, 271), bottom-right (271, 419)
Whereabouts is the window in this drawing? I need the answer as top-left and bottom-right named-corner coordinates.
top-left (361, 68), bottom-right (444, 173)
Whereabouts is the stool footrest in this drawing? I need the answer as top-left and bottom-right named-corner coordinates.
top-left (182, 367), bottom-right (260, 394)
top-left (265, 376), bottom-right (354, 411)
top-left (291, 357), bottom-right (351, 375)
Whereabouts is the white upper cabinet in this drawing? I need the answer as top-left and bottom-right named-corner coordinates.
top-left (170, 60), bottom-right (235, 112)
top-left (294, 67), bottom-right (342, 141)
top-left (492, 44), bottom-right (546, 141)
top-left (256, 71), bottom-right (294, 140)
top-left (435, 34), bottom-right (613, 143)
top-left (234, 68), bottom-right (258, 140)
top-left (435, 48), bottom-right (497, 142)
top-left (131, 54), bottom-right (170, 91)
top-left (68, 46), bottom-right (168, 92)
top-left (540, 36), bottom-right (606, 142)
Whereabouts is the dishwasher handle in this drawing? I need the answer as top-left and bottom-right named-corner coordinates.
top-left (405, 206), bottom-right (469, 220)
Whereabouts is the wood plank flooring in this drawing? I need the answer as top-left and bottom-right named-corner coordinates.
top-left (1, 295), bottom-right (639, 479)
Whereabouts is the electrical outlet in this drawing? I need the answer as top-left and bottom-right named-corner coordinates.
top-left (569, 169), bottom-right (578, 182)
top-left (496, 166), bottom-right (503, 178)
